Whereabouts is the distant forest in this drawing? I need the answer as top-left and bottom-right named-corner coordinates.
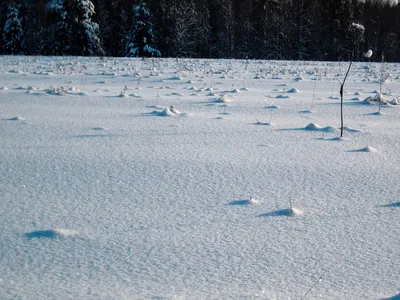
top-left (1, 0), bottom-right (400, 61)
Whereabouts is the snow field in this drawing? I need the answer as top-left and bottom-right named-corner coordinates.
top-left (0, 56), bottom-right (400, 299)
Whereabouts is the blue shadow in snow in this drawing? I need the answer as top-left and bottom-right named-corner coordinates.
top-left (259, 209), bottom-right (291, 217)
top-left (72, 134), bottom-right (121, 138)
top-left (382, 293), bottom-right (400, 300)
top-left (24, 230), bottom-right (58, 239)
top-left (228, 199), bottom-right (250, 206)
top-left (378, 202), bottom-right (400, 208)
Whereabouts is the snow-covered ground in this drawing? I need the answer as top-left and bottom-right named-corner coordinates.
top-left (1, 56), bottom-right (399, 300)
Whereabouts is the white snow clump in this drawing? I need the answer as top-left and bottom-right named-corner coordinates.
top-left (364, 50), bottom-right (373, 58)
top-left (352, 22), bottom-right (365, 31)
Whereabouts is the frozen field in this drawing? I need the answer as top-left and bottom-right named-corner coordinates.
top-left (0, 56), bottom-right (399, 299)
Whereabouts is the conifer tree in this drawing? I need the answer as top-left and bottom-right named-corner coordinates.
top-left (65, 0), bottom-right (104, 56)
top-left (43, 0), bottom-right (71, 55)
top-left (125, 1), bottom-right (160, 57)
top-left (3, 1), bottom-right (23, 54)
top-left (43, 0), bottom-right (104, 56)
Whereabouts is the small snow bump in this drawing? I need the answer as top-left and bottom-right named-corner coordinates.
top-left (24, 229), bottom-right (78, 239)
top-left (9, 116), bottom-right (25, 121)
top-left (255, 121), bottom-right (275, 126)
top-left (213, 95), bottom-right (232, 103)
top-left (305, 123), bottom-right (323, 130)
top-left (129, 93), bottom-right (142, 98)
top-left (343, 126), bottom-right (361, 133)
top-left (287, 87), bottom-right (300, 93)
top-left (276, 94), bottom-right (290, 99)
top-left (360, 146), bottom-right (377, 153)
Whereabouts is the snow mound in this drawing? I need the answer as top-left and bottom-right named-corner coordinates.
top-left (213, 95), bottom-right (232, 103)
top-left (361, 93), bottom-right (389, 105)
top-left (187, 86), bottom-right (199, 91)
top-left (170, 92), bottom-right (184, 96)
top-left (154, 107), bottom-right (184, 117)
top-left (390, 98), bottom-right (400, 105)
top-left (255, 121), bottom-right (275, 126)
top-left (129, 93), bottom-right (142, 98)
top-left (359, 146), bottom-right (377, 153)
top-left (158, 107), bottom-right (176, 117)
top-left (343, 126), bottom-right (361, 133)
top-left (287, 87), bottom-right (300, 93)
top-left (329, 136), bottom-right (347, 141)
top-left (46, 86), bottom-right (67, 96)
top-left (1, 86), bottom-right (8, 90)
top-left (259, 207), bottom-right (303, 217)
top-left (229, 198), bottom-right (260, 206)
top-left (371, 111), bottom-right (386, 116)
top-left (290, 207), bottom-right (303, 216)
top-left (293, 76), bottom-right (304, 81)
top-left (170, 107), bottom-right (181, 115)
top-left (361, 97), bottom-right (374, 105)
top-left (276, 94), bottom-right (290, 99)
top-left (248, 197), bottom-right (260, 205)
top-left (24, 229), bottom-right (78, 239)
top-left (305, 123), bottom-right (337, 132)
top-left (305, 123), bottom-right (322, 130)
top-left (9, 116), bottom-right (25, 121)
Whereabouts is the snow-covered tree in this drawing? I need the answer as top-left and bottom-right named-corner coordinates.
top-left (2, 1), bottom-right (23, 55)
top-left (43, 0), bottom-right (71, 55)
top-left (65, 0), bottom-right (104, 56)
top-left (43, 0), bottom-right (104, 56)
top-left (125, 1), bottom-right (160, 57)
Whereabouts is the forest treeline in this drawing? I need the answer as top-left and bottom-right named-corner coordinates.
top-left (1, 0), bottom-right (399, 62)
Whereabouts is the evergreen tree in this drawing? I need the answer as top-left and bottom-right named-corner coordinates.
top-left (65, 0), bottom-right (104, 56)
top-left (42, 0), bottom-right (70, 54)
top-left (43, 0), bottom-right (104, 56)
top-left (91, 0), bottom-right (125, 56)
top-left (21, 0), bottom-right (44, 54)
top-left (2, 1), bottom-right (23, 54)
top-left (125, 1), bottom-right (160, 57)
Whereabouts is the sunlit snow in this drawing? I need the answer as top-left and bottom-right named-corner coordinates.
top-left (1, 56), bottom-right (399, 300)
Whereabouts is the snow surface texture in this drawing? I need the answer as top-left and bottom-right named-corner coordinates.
top-left (1, 56), bottom-right (400, 300)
